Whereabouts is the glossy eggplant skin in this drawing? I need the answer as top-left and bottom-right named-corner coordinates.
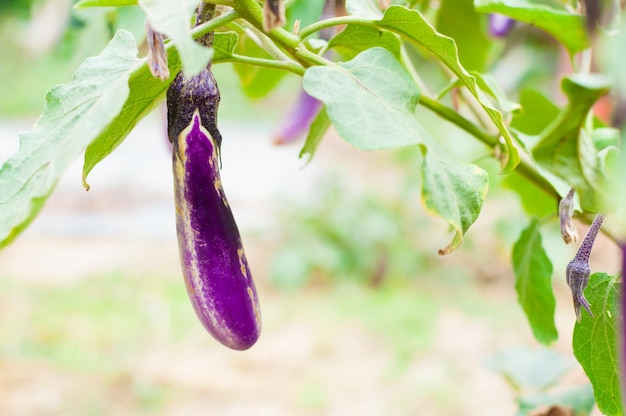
top-left (170, 71), bottom-right (261, 349)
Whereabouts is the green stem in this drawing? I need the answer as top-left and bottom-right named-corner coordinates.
top-left (298, 16), bottom-right (374, 39)
top-left (218, 54), bottom-right (305, 75)
top-left (203, 0), bottom-right (235, 6)
top-left (192, 8), bottom-right (240, 38)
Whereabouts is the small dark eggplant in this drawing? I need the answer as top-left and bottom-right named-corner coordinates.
top-left (169, 69), bottom-right (261, 350)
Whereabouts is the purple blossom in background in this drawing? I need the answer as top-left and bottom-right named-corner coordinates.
top-left (489, 13), bottom-right (515, 38)
top-left (273, 89), bottom-right (322, 145)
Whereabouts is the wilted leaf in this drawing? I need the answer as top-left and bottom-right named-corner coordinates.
top-left (512, 219), bottom-right (558, 345)
top-left (138, 0), bottom-right (211, 75)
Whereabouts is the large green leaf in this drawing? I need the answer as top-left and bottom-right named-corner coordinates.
top-left (138, 0), bottom-right (211, 75)
top-left (303, 47), bottom-right (424, 150)
top-left (531, 74), bottom-right (612, 211)
top-left (572, 273), bottom-right (622, 416)
top-left (419, 145), bottom-right (488, 255)
top-left (474, 0), bottom-right (589, 55)
top-left (0, 31), bottom-right (139, 248)
top-left (377, 5), bottom-right (520, 172)
top-left (436, 0), bottom-right (490, 72)
top-left (304, 48), bottom-right (488, 253)
top-left (82, 46), bottom-right (184, 187)
top-left (512, 219), bottom-right (557, 345)
top-left (326, 24), bottom-right (401, 61)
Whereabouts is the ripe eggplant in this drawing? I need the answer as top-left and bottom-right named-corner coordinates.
top-left (168, 69), bottom-right (261, 350)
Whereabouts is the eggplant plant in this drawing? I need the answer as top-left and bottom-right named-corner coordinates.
top-left (0, 0), bottom-right (625, 413)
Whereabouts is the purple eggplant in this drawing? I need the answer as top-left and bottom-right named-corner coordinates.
top-left (168, 69), bottom-right (261, 350)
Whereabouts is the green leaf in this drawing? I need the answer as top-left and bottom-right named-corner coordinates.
top-left (303, 47), bottom-right (425, 150)
top-left (474, 0), bottom-right (589, 55)
top-left (377, 5), bottom-right (520, 172)
top-left (419, 145), bottom-right (488, 255)
top-left (138, 0), bottom-right (211, 75)
top-left (532, 74), bottom-right (611, 211)
top-left (304, 47), bottom-right (488, 253)
top-left (285, 0), bottom-right (326, 31)
top-left (0, 31), bottom-right (139, 248)
top-left (512, 219), bottom-right (557, 345)
top-left (299, 106), bottom-right (331, 162)
top-left (572, 273), bottom-right (622, 416)
top-left (517, 384), bottom-right (595, 416)
top-left (345, 0), bottom-right (384, 19)
top-left (212, 31), bottom-right (239, 62)
top-left (601, 17), bottom-right (626, 95)
top-left (486, 346), bottom-right (572, 390)
top-left (327, 24), bottom-right (401, 61)
top-left (511, 89), bottom-right (560, 135)
top-left (231, 31), bottom-right (287, 99)
top-left (82, 46), bottom-right (183, 187)
top-left (75, 0), bottom-right (138, 8)
top-left (436, 0), bottom-right (490, 72)
top-left (501, 171), bottom-right (555, 218)
top-left (474, 73), bottom-right (521, 115)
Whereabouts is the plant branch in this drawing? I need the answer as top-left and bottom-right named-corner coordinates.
top-left (191, 8), bottom-right (240, 39)
top-left (217, 54), bottom-right (305, 75)
top-left (298, 16), bottom-right (374, 39)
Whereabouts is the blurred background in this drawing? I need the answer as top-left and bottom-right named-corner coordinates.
top-left (0, 1), bottom-right (622, 415)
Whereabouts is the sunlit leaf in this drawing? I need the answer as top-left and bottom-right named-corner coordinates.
top-left (138, 0), bottom-right (211, 75)
top-left (512, 219), bottom-right (557, 345)
top-left (474, 0), bottom-right (589, 55)
top-left (377, 5), bottom-right (520, 172)
top-left (0, 31), bottom-right (139, 248)
top-left (573, 273), bottom-right (622, 416)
